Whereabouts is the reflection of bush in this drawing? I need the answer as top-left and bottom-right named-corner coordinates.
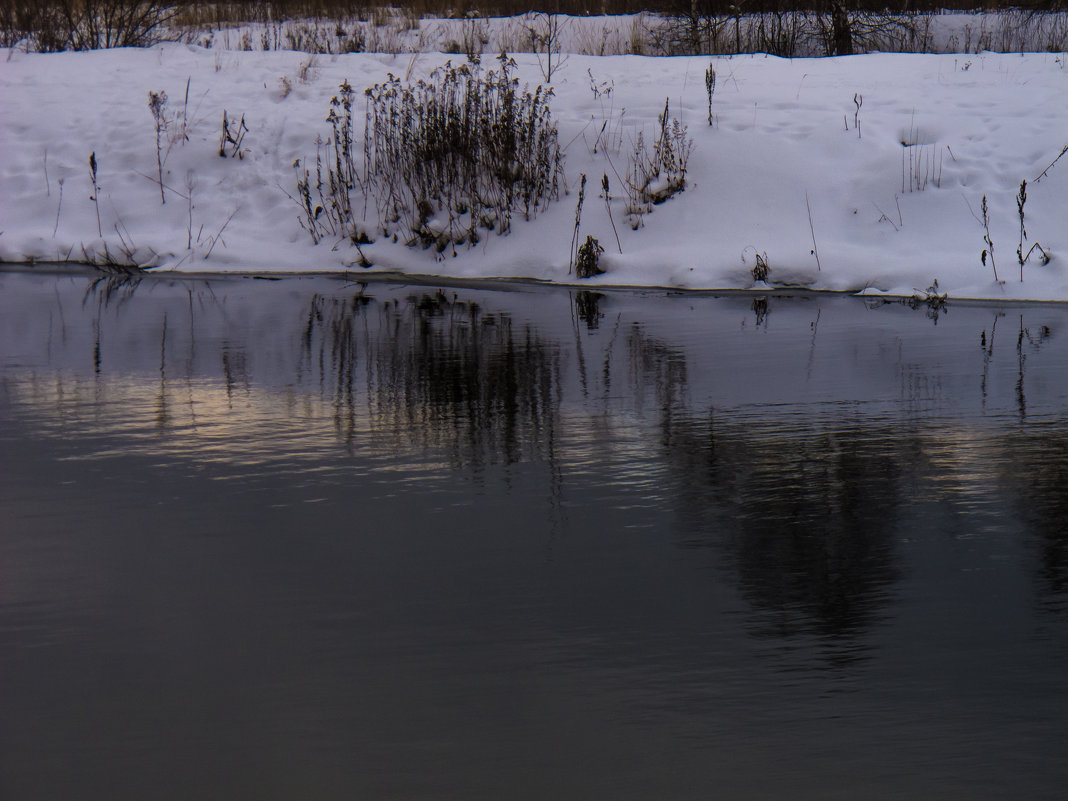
top-left (301, 289), bottom-right (562, 467)
top-left (626, 324), bottom-right (688, 421)
top-left (1000, 432), bottom-right (1068, 609)
top-left (609, 308), bottom-right (901, 654)
top-left (574, 290), bottom-right (604, 331)
top-left (662, 412), bottom-right (901, 658)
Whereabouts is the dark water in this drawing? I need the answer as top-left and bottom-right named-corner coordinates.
top-left (1, 268), bottom-right (1066, 800)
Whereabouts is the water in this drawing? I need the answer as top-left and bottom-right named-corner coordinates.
top-left (1, 267), bottom-right (1066, 800)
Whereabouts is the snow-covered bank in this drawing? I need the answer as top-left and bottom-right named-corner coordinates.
top-left (2, 44), bottom-right (1066, 300)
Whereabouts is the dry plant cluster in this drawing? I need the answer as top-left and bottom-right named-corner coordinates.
top-left (297, 54), bottom-right (564, 257)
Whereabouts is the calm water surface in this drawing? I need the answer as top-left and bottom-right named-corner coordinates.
top-left (1, 268), bottom-right (1066, 800)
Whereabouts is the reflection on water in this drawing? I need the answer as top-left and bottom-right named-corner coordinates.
top-left (663, 414), bottom-right (901, 666)
top-left (2, 268), bottom-right (1067, 800)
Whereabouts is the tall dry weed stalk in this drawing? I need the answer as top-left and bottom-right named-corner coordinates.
top-left (705, 64), bottom-right (716, 126)
top-left (148, 89), bottom-right (168, 203)
top-left (980, 195), bottom-right (999, 283)
top-left (88, 151), bottom-right (102, 237)
top-left (569, 173), bottom-right (586, 273)
top-left (1015, 179), bottom-right (1050, 280)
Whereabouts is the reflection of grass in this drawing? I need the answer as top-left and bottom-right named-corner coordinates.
top-left (83, 270), bottom-right (144, 310)
top-left (574, 290), bottom-right (604, 331)
top-left (862, 281), bottom-right (948, 325)
top-left (751, 296), bottom-right (769, 327)
top-left (909, 279), bottom-right (947, 322)
top-left (300, 288), bottom-right (564, 467)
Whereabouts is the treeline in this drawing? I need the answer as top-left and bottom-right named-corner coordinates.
top-left (2, 0), bottom-right (1064, 52)
top-left (0, 0), bottom-right (177, 49)
top-left (5, 0), bottom-right (1067, 29)
top-left (170, 0), bottom-right (1067, 18)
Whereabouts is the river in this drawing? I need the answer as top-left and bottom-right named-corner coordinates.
top-left (1, 267), bottom-right (1066, 800)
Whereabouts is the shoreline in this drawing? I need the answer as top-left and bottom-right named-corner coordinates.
top-left (7, 261), bottom-right (1067, 308)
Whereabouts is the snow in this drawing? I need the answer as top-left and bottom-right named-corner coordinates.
top-left (2, 39), bottom-right (1067, 301)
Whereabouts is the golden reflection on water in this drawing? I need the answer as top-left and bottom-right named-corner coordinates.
top-left (9, 370), bottom-right (399, 468)
top-left (6, 366), bottom-right (670, 500)
top-left (6, 361), bottom-right (1049, 524)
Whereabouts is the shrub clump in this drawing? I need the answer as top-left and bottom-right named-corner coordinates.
top-left (624, 97), bottom-right (693, 229)
top-left (300, 54), bottom-right (565, 255)
top-left (575, 235), bottom-right (605, 279)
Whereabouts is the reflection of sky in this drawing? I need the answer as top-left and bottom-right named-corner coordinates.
top-left (9, 367), bottom-right (1036, 516)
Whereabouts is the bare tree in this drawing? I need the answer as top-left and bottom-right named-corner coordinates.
top-left (1, 0), bottom-right (176, 51)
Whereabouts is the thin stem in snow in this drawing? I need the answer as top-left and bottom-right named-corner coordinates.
top-left (806, 191), bottom-right (822, 271)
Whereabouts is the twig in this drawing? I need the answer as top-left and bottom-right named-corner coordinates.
top-left (601, 174), bottom-right (622, 254)
top-left (962, 193), bottom-right (983, 225)
top-left (805, 191), bottom-right (822, 271)
top-left (599, 147), bottom-right (628, 198)
top-left (109, 199), bottom-right (137, 259)
top-left (170, 251), bottom-right (193, 270)
top-left (113, 222), bottom-right (135, 259)
top-left (563, 118), bottom-right (594, 152)
top-left (204, 207), bottom-right (239, 259)
top-left (873, 201), bottom-right (899, 231)
top-left (134, 168), bottom-right (189, 200)
top-left (591, 120), bottom-right (608, 155)
top-left (1022, 242), bottom-right (1051, 265)
top-left (1034, 144), bottom-right (1068, 183)
top-left (53, 178), bottom-right (64, 237)
top-left (181, 76), bottom-right (191, 143)
top-left (185, 171), bottom-right (196, 250)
